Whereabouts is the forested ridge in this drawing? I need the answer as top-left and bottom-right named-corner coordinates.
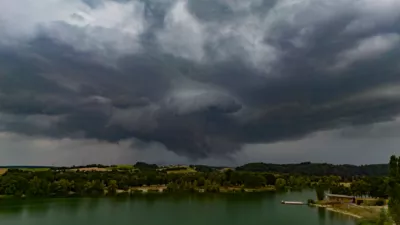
top-left (0, 162), bottom-right (389, 177)
top-left (235, 162), bottom-right (388, 177)
top-left (0, 161), bottom-right (392, 199)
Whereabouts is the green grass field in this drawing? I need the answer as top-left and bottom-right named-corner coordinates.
top-left (112, 165), bottom-right (135, 169)
top-left (0, 167), bottom-right (50, 173)
top-left (107, 165), bottom-right (137, 171)
top-left (332, 204), bottom-right (382, 219)
top-left (0, 168), bottom-right (8, 175)
top-left (166, 167), bottom-right (197, 174)
top-left (19, 168), bottom-right (51, 172)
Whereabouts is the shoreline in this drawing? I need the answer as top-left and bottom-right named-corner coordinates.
top-left (0, 189), bottom-right (277, 200)
top-left (326, 207), bottom-right (362, 219)
top-left (311, 204), bottom-right (362, 219)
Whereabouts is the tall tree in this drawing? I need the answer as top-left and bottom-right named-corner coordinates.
top-left (27, 176), bottom-right (49, 197)
top-left (50, 179), bottom-right (71, 196)
top-left (275, 178), bottom-right (286, 191)
top-left (315, 184), bottom-right (326, 201)
top-left (107, 180), bottom-right (118, 196)
top-left (389, 155), bottom-right (400, 225)
top-left (390, 156), bottom-right (398, 179)
top-left (398, 156), bottom-right (400, 181)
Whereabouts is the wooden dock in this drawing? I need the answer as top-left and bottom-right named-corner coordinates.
top-left (281, 201), bottom-right (306, 205)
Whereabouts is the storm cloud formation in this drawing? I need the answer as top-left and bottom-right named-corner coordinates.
top-left (1, 0), bottom-right (400, 160)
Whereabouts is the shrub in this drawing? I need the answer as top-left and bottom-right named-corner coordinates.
top-left (375, 199), bottom-right (385, 206)
top-left (315, 186), bottom-right (325, 201)
top-left (356, 219), bottom-right (377, 225)
top-left (130, 189), bottom-right (143, 195)
top-left (116, 192), bottom-right (130, 197)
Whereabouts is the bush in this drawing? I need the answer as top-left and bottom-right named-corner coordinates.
top-left (164, 167), bottom-right (187, 171)
top-left (356, 219), bottom-right (377, 225)
top-left (375, 199), bottom-right (385, 206)
top-left (130, 189), bottom-right (143, 195)
top-left (315, 186), bottom-right (325, 201)
top-left (116, 192), bottom-right (130, 197)
top-left (360, 199), bottom-right (384, 206)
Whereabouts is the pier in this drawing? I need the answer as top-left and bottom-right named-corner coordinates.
top-left (281, 201), bottom-right (306, 205)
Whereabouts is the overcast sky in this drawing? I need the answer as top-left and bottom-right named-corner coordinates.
top-left (1, 0), bottom-right (400, 166)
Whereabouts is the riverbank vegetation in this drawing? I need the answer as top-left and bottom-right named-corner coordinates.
top-left (308, 155), bottom-right (399, 225)
top-left (0, 160), bottom-right (396, 204)
top-left (388, 155), bottom-right (400, 225)
top-left (356, 208), bottom-right (393, 225)
top-left (353, 155), bottom-right (399, 225)
top-left (0, 164), bottom-right (307, 197)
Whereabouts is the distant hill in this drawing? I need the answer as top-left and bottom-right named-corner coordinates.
top-left (0, 166), bottom-right (54, 169)
top-left (235, 162), bottom-right (388, 177)
top-left (0, 162), bottom-right (389, 177)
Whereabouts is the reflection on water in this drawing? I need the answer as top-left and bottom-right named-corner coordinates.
top-left (318, 207), bottom-right (327, 225)
top-left (0, 198), bottom-right (90, 216)
top-left (0, 192), bottom-right (356, 225)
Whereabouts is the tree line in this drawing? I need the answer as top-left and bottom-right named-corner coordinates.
top-left (0, 164), bottom-right (393, 199)
top-left (236, 162), bottom-right (388, 179)
top-left (1, 161), bottom-right (388, 177)
top-left (0, 168), bottom-right (309, 197)
top-left (389, 155), bottom-right (400, 225)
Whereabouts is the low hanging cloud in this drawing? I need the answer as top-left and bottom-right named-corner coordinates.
top-left (1, 0), bottom-right (400, 161)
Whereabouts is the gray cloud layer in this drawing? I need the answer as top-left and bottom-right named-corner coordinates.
top-left (1, 0), bottom-right (400, 161)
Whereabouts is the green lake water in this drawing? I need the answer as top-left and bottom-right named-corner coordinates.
top-left (0, 191), bottom-right (355, 225)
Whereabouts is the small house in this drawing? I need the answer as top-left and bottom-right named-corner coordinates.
top-left (326, 194), bottom-right (355, 203)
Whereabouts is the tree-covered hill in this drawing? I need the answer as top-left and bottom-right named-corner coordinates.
top-left (0, 162), bottom-right (389, 178)
top-left (235, 162), bottom-right (388, 177)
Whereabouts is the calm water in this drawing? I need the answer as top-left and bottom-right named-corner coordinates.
top-left (0, 191), bottom-right (355, 225)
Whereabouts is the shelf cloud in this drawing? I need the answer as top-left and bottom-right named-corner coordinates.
top-left (1, 0), bottom-right (400, 162)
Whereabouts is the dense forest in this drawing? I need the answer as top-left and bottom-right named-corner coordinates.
top-left (388, 155), bottom-right (400, 225)
top-left (235, 162), bottom-right (388, 177)
top-left (0, 162), bottom-right (389, 177)
top-left (356, 156), bottom-right (400, 225)
top-left (0, 161), bottom-right (392, 199)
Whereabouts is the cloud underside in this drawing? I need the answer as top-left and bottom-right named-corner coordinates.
top-left (1, 0), bottom-right (400, 160)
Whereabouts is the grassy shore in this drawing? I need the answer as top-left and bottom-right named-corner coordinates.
top-left (312, 203), bottom-right (384, 220)
top-left (312, 204), bottom-right (362, 218)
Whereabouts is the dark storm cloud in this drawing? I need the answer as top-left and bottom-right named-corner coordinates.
top-left (1, 0), bottom-right (400, 159)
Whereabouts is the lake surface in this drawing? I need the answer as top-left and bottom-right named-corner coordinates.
top-left (0, 191), bottom-right (355, 225)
